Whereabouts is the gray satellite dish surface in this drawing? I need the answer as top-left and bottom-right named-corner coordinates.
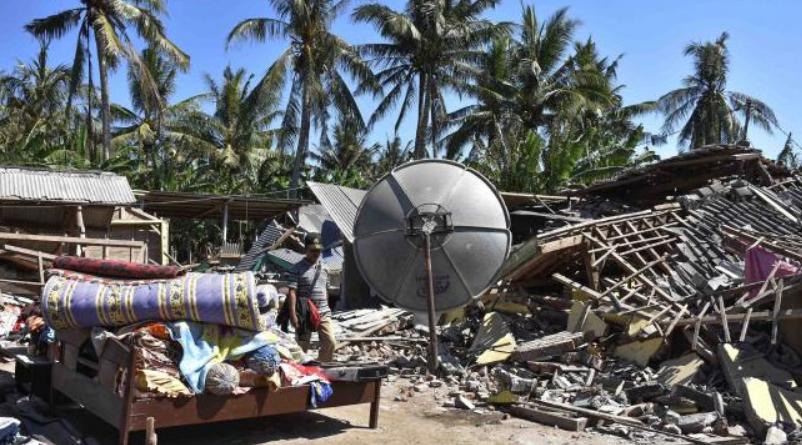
top-left (353, 160), bottom-right (512, 312)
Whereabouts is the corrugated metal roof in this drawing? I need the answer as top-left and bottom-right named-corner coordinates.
top-left (266, 248), bottom-right (305, 271)
top-left (236, 223), bottom-right (286, 272)
top-left (297, 204), bottom-right (329, 234)
top-left (0, 167), bottom-right (135, 204)
top-left (306, 182), bottom-right (367, 243)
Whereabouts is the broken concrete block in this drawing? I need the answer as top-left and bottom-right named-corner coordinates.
top-left (719, 343), bottom-right (797, 390)
top-left (455, 395), bottom-right (475, 410)
top-left (567, 301), bottom-right (607, 338)
top-left (764, 425), bottom-right (787, 445)
top-left (740, 377), bottom-right (802, 435)
top-left (624, 382), bottom-right (666, 403)
top-left (613, 337), bottom-right (663, 367)
top-left (677, 412), bottom-right (717, 434)
top-left (656, 353), bottom-right (704, 387)
top-left (718, 343), bottom-right (802, 433)
top-left (672, 385), bottom-right (716, 412)
top-left (513, 331), bottom-right (588, 362)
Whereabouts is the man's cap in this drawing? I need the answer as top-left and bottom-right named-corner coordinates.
top-left (305, 237), bottom-right (323, 250)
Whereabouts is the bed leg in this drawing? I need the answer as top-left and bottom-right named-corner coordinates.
top-left (369, 380), bottom-right (381, 429)
top-left (47, 386), bottom-right (56, 416)
top-left (118, 427), bottom-right (129, 445)
top-left (146, 417), bottom-right (157, 445)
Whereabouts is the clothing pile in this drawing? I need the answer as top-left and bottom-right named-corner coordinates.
top-left (43, 256), bottom-right (333, 406)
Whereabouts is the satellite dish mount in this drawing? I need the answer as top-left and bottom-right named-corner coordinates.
top-left (406, 203), bottom-right (454, 372)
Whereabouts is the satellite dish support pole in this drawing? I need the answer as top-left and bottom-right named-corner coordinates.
top-left (423, 232), bottom-right (439, 374)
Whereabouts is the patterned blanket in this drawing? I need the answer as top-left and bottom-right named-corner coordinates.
top-left (42, 269), bottom-right (263, 331)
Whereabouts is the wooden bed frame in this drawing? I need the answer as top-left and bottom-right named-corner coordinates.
top-left (48, 331), bottom-right (382, 445)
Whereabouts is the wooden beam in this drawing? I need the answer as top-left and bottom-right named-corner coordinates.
top-left (772, 279), bottom-right (784, 345)
top-left (677, 308), bottom-right (802, 326)
top-left (0, 232), bottom-right (144, 248)
top-left (718, 296), bottom-right (731, 342)
top-left (507, 405), bottom-right (587, 431)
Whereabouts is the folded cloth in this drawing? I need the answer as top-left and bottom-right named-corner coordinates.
top-left (136, 369), bottom-right (191, 398)
top-left (309, 381), bottom-right (334, 408)
top-left (167, 321), bottom-right (300, 393)
top-left (246, 345), bottom-right (281, 376)
top-left (53, 256), bottom-right (184, 279)
top-left (132, 331), bottom-right (182, 379)
top-left (42, 270), bottom-right (263, 331)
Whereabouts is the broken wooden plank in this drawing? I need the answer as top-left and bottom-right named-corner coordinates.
top-left (738, 307), bottom-right (753, 342)
top-left (675, 308), bottom-right (802, 326)
top-left (507, 405), bottom-right (587, 431)
top-left (528, 399), bottom-right (717, 445)
top-left (772, 279), bottom-right (784, 345)
top-left (718, 296), bottom-right (731, 342)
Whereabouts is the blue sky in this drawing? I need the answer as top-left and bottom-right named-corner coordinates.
top-left (2, 0), bottom-right (801, 160)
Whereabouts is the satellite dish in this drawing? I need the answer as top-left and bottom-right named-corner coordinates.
top-left (353, 160), bottom-right (511, 313)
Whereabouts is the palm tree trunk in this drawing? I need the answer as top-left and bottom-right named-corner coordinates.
top-left (743, 99), bottom-right (752, 140)
top-left (93, 27), bottom-right (112, 162)
top-left (85, 25), bottom-right (95, 164)
top-left (290, 81), bottom-right (312, 196)
top-left (414, 74), bottom-right (428, 159)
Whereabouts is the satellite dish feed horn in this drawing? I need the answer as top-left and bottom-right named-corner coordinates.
top-left (353, 160), bottom-right (511, 372)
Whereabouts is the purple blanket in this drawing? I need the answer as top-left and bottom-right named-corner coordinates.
top-left (42, 269), bottom-right (263, 331)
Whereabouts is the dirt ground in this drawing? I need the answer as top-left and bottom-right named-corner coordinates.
top-left (0, 360), bottom-right (643, 445)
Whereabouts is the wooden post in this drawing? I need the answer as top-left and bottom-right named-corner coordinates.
top-left (75, 205), bottom-right (86, 257)
top-left (221, 201), bottom-right (229, 243)
top-left (37, 252), bottom-right (44, 284)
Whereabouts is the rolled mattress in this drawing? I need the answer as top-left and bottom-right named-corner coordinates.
top-left (42, 270), bottom-right (263, 331)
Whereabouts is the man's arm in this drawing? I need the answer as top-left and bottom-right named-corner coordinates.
top-left (288, 288), bottom-right (299, 329)
top-left (287, 266), bottom-right (300, 329)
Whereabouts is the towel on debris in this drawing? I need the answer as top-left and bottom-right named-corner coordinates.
top-left (167, 321), bottom-right (301, 393)
top-left (42, 270), bottom-right (263, 331)
top-left (744, 246), bottom-right (799, 296)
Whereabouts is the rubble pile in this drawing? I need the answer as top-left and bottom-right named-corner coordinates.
top-left (333, 173), bottom-right (802, 445)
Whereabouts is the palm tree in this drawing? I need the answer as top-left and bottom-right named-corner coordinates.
top-left (444, 7), bottom-right (624, 191)
top-left (354, 0), bottom-right (505, 159)
top-left (777, 133), bottom-right (799, 170)
top-left (375, 134), bottom-right (412, 175)
top-left (171, 66), bottom-right (282, 194)
top-left (112, 48), bottom-right (204, 189)
top-left (0, 40), bottom-right (71, 161)
top-left (658, 32), bottom-right (777, 149)
top-left (313, 118), bottom-right (379, 173)
top-left (227, 0), bottom-right (377, 196)
top-left (26, 0), bottom-right (189, 162)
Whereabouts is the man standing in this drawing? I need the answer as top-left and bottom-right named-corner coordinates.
top-left (287, 237), bottom-right (337, 362)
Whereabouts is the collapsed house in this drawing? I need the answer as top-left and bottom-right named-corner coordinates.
top-left (0, 167), bottom-right (168, 296)
top-left (321, 144), bottom-right (802, 444)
